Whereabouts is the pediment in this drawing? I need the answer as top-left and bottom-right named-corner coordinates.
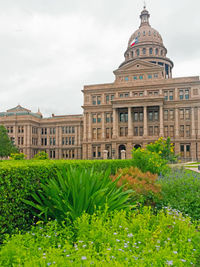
top-left (114, 59), bottom-right (163, 75)
top-left (7, 105), bottom-right (31, 113)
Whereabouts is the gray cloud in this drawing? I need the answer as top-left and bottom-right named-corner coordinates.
top-left (0, 0), bottom-right (199, 116)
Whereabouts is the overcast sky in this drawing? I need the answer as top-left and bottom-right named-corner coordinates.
top-left (0, 0), bottom-right (200, 117)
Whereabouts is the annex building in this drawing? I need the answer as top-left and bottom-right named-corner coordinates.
top-left (1, 7), bottom-right (200, 160)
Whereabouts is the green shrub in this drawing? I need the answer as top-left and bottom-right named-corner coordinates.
top-left (0, 208), bottom-right (199, 266)
top-left (10, 153), bottom-right (26, 160)
top-left (146, 137), bottom-right (178, 162)
top-left (132, 147), bottom-right (169, 175)
top-left (34, 151), bottom-right (49, 160)
top-left (24, 167), bottom-right (133, 222)
top-left (111, 167), bottom-right (161, 207)
top-left (158, 168), bottom-right (200, 221)
top-left (0, 159), bottom-right (135, 241)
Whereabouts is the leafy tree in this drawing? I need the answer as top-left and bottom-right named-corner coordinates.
top-left (0, 125), bottom-right (18, 157)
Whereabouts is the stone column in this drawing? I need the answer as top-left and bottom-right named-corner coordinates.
top-left (88, 113), bottom-right (92, 141)
top-left (175, 108), bottom-right (179, 137)
top-left (102, 112), bottom-right (105, 139)
top-left (128, 107), bottom-right (133, 136)
top-left (113, 108), bottom-right (118, 138)
top-left (159, 105), bottom-right (164, 136)
top-left (198, 107), bottom-right (200, 138)
top-left (83, 113), bottom-right (87, 141)
top-left (143, 106), bottom-right (147, 136)
top-left (191, 107), bottom-right (195, 138)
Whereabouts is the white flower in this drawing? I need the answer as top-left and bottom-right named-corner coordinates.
top-left (81, 256), bottom-right (87, 260)
top-left (166, 260), bottom-right (173, 266)
top-left (173, 251), bottom-right (178, 254)
top-left (113, 232), bottom-right (117, 235)
top-left (127, 233), bottom-right (133, 238)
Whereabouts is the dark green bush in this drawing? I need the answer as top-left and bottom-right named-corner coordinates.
top-left (0, 159), bottom-right (135, 241)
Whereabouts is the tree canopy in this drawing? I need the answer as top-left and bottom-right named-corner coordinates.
top-left (0, 125), bottom-right (19, 157)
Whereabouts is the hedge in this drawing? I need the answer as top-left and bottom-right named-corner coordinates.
top-left (0, 159), bottom-right (135, 242)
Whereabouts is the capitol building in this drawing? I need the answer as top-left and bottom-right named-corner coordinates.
top-left (1, 7), bottom-right (200, 160)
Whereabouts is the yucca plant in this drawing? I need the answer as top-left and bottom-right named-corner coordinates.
top-left (23, 167), bottom-right (133, 222)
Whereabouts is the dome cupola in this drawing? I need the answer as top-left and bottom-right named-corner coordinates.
top-left (119, 6), bottom-right (174, 79)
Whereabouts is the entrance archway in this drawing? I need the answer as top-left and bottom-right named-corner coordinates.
top-left (118, 144), bottom-right (126, 159)
top-left (134, 144), bottom-right (141, 150)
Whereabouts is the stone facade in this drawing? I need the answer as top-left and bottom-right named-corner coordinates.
top-left (1, 7), bottom-right (200, 160)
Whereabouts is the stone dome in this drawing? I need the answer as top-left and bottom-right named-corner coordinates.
top-left (128, 25), bottom-right (163, 48)
top-left (119, 6), bottom-right (174, 78)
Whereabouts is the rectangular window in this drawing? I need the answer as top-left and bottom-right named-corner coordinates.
top-left (97, 114), bottom-right (101, 123)
top-left (97, 146), bottom-right (101, 158)
top-left (72, 127), bottom-right (75, 133)
top-left (148, 75), bottom-right (152, 79)
top-left (133, 76), bottom-right (137, 80)
top-left (148, 112), bottom-right (153, 121)
top-left (169, 91), bottom-right (173, 100)
top-left (139, 92), bottom-right (143, 96)
top-left (139, 75), bottom-right (143, 80)
top-left (164, 91), bottom-right (168, 101)
top-left (69, 137), bottom-right (71, 145)
top-left (124, 93), bottom-right (129, 98)
top-left (149, 126), bottom-right (153, 136)
top-left (154, 126), bottom-right (159, 136)
top-left (106, 128), bottom-right (110, 139)
top-left (92, 114), bottom-right (96, 123)
top-left (65, 137), bottom-right (68, 145)
top-left (97, 128), bottom-right (101, 139)
top-left (106, 95), bottom-right (109, 103)
top-left (139, 127), bottom-right (143, 136)
top-left (125, 127), bottom-right (128, 136)
top-left (134, 112), bottom-right (138, 121)
top-left (180, 125), bottom-right (184, 137)
top-left (72, 137), bottom-right (75, 145)
top-left (164, 126), bottom-right (168, 137)
top-left (92, 96), bottom-right (96, 105)
top-left (97, 96), bottom-right (101, 105)
top-left (92, 128), bottom-right (96, 139)
top-left (69, 127), bottom-right (71, 134)
top-left (92, 147), bottom-right (96, 158)
top-left (134, 127), bottom-right (138, 136)
top-left (139, 112), bottom-right (143, 121)
top-left (106, 113), bottom-right (110, 123)
top-left (111, 95), bottom-right (114, 100)
top-left (186, 125), bottom-right (190, 137)
top-left (125, 76), bottom-right (129, 81)
top-left (154, 111), bottom-right (159, 121)
top-left (185, 89), bottom-right (189, 99)
top-left (186, 144), bottom-right (191, 157)
top-left (119, 93), bottom-right (123, 98)
top-left (179, 90), bottom-right (184, 100)
top-left (170, 126), bottom-right (174, 137)
top-left (185, 109), bottom-right (190, 120)
top-left (154, 73), bottom-right (158, 78)
top-left (169, 110), bottom-right (174, 120)
top-left (62, 137), bottom-right (65, 145)
top-left (180, 144), bottom-right (184, 157)
top-left (53, 138), bottom-right (56, 146)
top-left (180, 109), bottom-right (184, 120)
top-left (120, 127), bottom-right (125, 136)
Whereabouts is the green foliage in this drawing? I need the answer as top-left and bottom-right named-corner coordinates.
top-left (0, 125), bottom-right (18, 157)
top-left (10, 153), bottom-right (26, 160)
top-left (111, 167), bottom-right (161, 207)
top-left (0, 159), bottom-right (135, 241)
top-left (0, 208), bottom-right (199, 266)
top-left (34, 151), bottom-right (49, 160)
top-left (146, 137), bottom-right (178, 162)
top-left (158, 168), bottom-right (200, 221)
top-left (132, 147), bottom-right (169, 175)
top-left (24, 167), bottom-right (133, 222)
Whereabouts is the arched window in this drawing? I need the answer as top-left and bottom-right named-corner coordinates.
top-left (149, 48), bottom-right (153, 55)
top-left (138, 32), bottom-right (140, 37)
top-left (131, 51), bottom-right (134, 58)
top-left (149, 31), bottom-right (151, 36)
top-left (136, 49), bottom-right (140, 56)
top-left (142, 48), bottom-right (146, 55)
top-left (161, 50), bottom-right (163, 56)
top-left (155, 48), bottom-right (158, 55)
top-left (143, 31), bottom-right (145, 36)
